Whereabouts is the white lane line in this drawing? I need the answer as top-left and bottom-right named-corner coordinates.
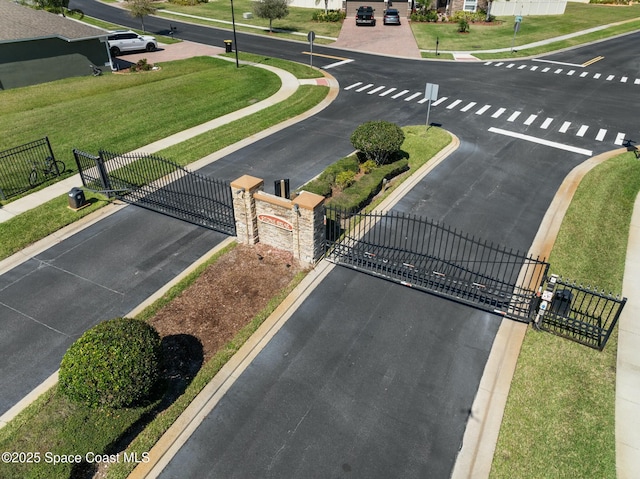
top-left (576, 125), bottom-right (589, 137)
top-left (404, 92), bottom-right (423, 102)
top-left (559, 121), bottom-right (571, 133)
top-left (476, 105), bottom-right (491, 115)
top-left (323, 59), bottom-right (354, 69)
top-left (367, 85), bottom-right (385, 95)
top-left (356, 83), bottom-right (374, 92)
top-left (344, 82), bottom-right (362, 90)
top-left (391, 89), bottom-right (409, 99)
top-left (615, 133), bottom-right (626, 145)
top-left (507, 111), bottom-right (521, 122)
top-left (540, 118), bottom-right (553, 129)
top-left (431, 97), bottom-right (448, 106)
top-left (491, 108), bottom-right (506, 118)
top-left (532, 58), bottom-right (584, 68)
top-left (596, 129), bottom-right (607, 141)
top-left (524, 114), bottom-right (537, 125)
top-left (489, 127), bottom-right (592, 156)
top-left (379, 87), bottom-right (397, 97)
top-left (447, 99), bottom-right (463, 109)
top-left (461, 102), bottom-right (477, 112)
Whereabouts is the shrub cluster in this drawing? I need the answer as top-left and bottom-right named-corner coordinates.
top-left (312, 9), bottom-right (346, 22)
top-left (302, 155), bottom-right (359, 197)
top-left (350, 121), bottom-right (405, 166)
top-left (59, 318), bottom-right (162, 409)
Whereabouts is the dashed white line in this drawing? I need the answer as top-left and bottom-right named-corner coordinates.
top-left (461, 102), bottom-right (477, 112)
top-left (404, 92), bottom-right (423, 102)
top-left (488, 127), bottom-right (593, 156)
top-left (540, 118), bottom-right (553, 129)
top-left (507, 111), bottom-right (521, 122)
top-left (524, 114), bottom-right (537, 125)
top-left (447, 99), bottom-right (463, 109)
top-left (476, 105), bottom-right (491, 115)
top-left (615, 133), bottom-right (626, 145)
top-left (367, 86), bottom-right (385, 95)
top-left (491, 108), bottom-right (506, 119)
top-left (356, 83), bottom-right (374, 92)
top-left (344, 82), bottom-right (362, 90)
top-left (391, 89), bottom-right (409, 99)
top-left (576, 125), bottom-right (589, 137)
top-left (379, 87), bottom-right (397, 97)
top-left (596, 129), bottom-right (607, 141)
top-left (559, 121), bottom-right (571, 133)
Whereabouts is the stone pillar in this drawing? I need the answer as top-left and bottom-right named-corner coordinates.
top-left (292, 191), bottom-right (326, 264)
top-left (230, 175), bottom-right (263, 245)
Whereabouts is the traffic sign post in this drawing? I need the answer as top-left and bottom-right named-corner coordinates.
top-left (308, 31), bottom-right (315, 68)
top-left (424, 82), bottom-right (439, 127)
top-left (511, 16), bottom-right (522, 53)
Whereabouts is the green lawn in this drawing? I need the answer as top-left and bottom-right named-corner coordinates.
top-left (491, 151), bottom-right (640, 479)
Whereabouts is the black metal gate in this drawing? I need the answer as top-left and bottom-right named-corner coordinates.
top-left (533, 275), bottom-right (626, 350)
top-left (73, 149), bottom-right (235, 235)
top-left (325, 207), bottom-right (549, 322)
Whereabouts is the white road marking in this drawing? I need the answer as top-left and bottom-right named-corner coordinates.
top-left (379, 87), bottom-right (397, 96)
top-left (567, 70), bottom-right (575, 76)
top-left (495, 62), bottom-right (504, 67)
top-left (491, 108), bottom-right (506, 118)
top-left (507, 111), bottom-right (521, 122)
top-left (580, 72), bottom-right (589, 77)
top-left (621, 76), bottom-right (628, 83)
top-left (540, 118), bottom-right (553, 129)
top-left (554, 68), bottom-right (563, 74)
top-left (323, 59), bottom-right (354, 69)
top-left (524, 114), bottom-right (537, 125)
top-left (356, 83), bottom-right (374, 92)
top-left (391, 89), bottom-right (409, 99)
top-left (615, 133), bottom-right (626, 145)
top-left (518, 65), bottom-right (527, 70)
top-left (596, 129), bottom-right (607, 141)
top-left (461, 102), bottom-right (477, 112)
top-left (532, 58), bottom-right (584, 68)
top-left (367, 86), bottom-right (385, 94)
top-left (594, 73), bottom-right (601, 79)
top-left (635, 79), bottom-right (640, 85)
top-left (559, 121), bottom-right (571, 133)
top-left (344, 82), bottom-right (362, 90)
top-left (447, 99), bottom-right (463, 109)
top-left (488, 127), bottom-right (593, 156)
top-left (606, 75), bottom-right (615, 81)
top-left (431, 97), bottom-right (448, 106)
top-left (506, 63), bottom-right (515, 68)
top-left (576, 125), bottom-right (589, 137)
top-left (475, 105), bottom-right (491, 115)
top-left (531, 66), bottom-right (539, 71)
top-left (542, 67), bottom-right (550, 72)
top-left (404, 92), bottom-right (423, 102)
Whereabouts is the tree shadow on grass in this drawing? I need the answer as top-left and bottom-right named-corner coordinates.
top-left (70, 334), bottom-right (203, 479)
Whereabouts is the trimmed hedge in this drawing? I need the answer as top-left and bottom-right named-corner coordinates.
top-left (59, 318), bottom-right (162, 408)
top-left (302, 155), bottom-right (359, 197)
top-left (350, 121), bottom-right (405, 166)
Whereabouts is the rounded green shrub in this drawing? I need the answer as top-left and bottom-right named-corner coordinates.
top-left (59, 318), bottom-right (161, 408)
top-left (350, 121), bottom-right (405, 166)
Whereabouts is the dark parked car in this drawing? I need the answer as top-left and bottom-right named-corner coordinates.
top-left (383, 8), bottom-right (401, 25)
top-left (356, 6), bottom-right (376, 26)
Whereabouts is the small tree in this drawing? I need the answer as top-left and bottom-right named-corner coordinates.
top-left (350, 121), bottom-right (405, 166)
top-left (253, 0), bottom-right (290, 33)
top-left (127, 0), bottom-right (157, 32)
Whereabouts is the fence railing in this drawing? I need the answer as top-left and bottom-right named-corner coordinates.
top-left (0, 137), bottom-right (63, 200)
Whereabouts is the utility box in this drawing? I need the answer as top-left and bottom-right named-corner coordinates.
top-left (68, 187), bottom-right (86, 210)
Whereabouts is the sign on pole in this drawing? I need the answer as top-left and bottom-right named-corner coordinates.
top-left (308, 31), bottom-right (315, 68)
top-left (512, 16), bottom-right (522, 52)
top-left (425, 83), bottom-right (439, 127)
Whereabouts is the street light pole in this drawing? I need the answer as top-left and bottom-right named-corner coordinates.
top-left (230, 0), bottom-right (239, 68)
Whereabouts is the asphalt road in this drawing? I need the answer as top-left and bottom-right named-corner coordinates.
top-left (3, 2), bottom-right (638, 476)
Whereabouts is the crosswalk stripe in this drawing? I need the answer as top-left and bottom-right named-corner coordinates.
top-left (635, 79), bottom-right (640, 85)
top-left (580, 72), bottom-right (589, 77)
top-left (491, 108), bottom-right (506, 118)
top-left (379, 87), bottom-right (397, 97)
top-left (495, 62), bottom-right (504, 67)
top-left (507, 111), bottom-right (521, 122)
top-left (621, 76), bottom-right (628, 83)
top-left (606, 75), bottom-right (615, 81)
top-left (344, 82), bottom-right (362, 90)
top-left (567, 70), bottom-right (575, 76)
top-left (524, 114), bottom-right (537, 125)
top-left (447, 99), bottom-right (462, 109)
top-left (554, 68), bottom-right (563, 74)
top-left (542, 67), bottom-right (550, 72)
top-left (594, 73), bottom-right (601, 79)
top-left (615, 133), bottom-right (626, 145)
top-left (531, 66), bottom-right (539, 71)
top-left (405, 92), bottom-right (423, 102)
top-left (461, 102), bottom-right (477, 112)
top-left (577, 125), bottom-right (589, 137)
top-left (507, 63), bottom-right (515, 68)
top-left (475, 105), bottom-right (491, 115)
top-left (518, 65), bottom-right (527, 70)
top-left (367, 86), bottom-right (385, 95)
top-left (391, 89), bottom-right (409, 99)
top-left (356, 83), bottom-right (374, 92)
top-left (596, 129), bottom-right (607, 141)
top-left (559, 121), bottom-right (571, 133)
top-left (431, 97), bottom-right (448, 106)
top-left (540, 118), bottom-right (553, 129)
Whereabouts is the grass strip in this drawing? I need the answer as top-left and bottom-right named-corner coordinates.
top-left (491, 151), bottom-right (640, 479)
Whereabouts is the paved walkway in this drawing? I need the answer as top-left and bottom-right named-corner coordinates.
top-left (1, 26), bottom-right (638, 478)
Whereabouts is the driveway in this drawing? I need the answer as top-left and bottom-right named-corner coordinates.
top-left (333, 18), bottom-right (422, 58)
top-left (111, 40), bottom-right (225, 69)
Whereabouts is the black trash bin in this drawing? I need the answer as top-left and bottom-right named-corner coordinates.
top-left (224, 40), bottom-right (232, 53)
top-left (68, 187), bottom-right (86, 210)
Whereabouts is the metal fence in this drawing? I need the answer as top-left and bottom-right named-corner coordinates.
top-left (0, 137), bottom-right (63, 200)
top-left (534, 275), bottom-right (626, 350)
top-left (74, 149), bottom-right (235, 235)
top-left (325, 207), bottom-right (549, 321)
